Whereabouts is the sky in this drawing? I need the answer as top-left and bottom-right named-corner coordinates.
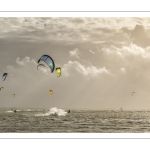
top-left (1, 17), bottom-right (150, 110)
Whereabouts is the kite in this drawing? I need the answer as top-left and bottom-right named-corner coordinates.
top-left (2, 73), bottom-right (8, 81)
top-left (37, 64), bottom-right (46, 70)
top-left (38, 55), bottom-right (55, 73)
top-left (0, 87), bottom-right (4, 91)
top-left (131, 92), bottom-right (135, 96)
top-left (49, 90), bottom-right (53, 95)
top-left (12, 94), bottom-right (15, 97)
top-left (56, 67), bottom-right (61, 77)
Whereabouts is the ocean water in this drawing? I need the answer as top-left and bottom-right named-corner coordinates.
top-left (0, 107), bottom-right (150, 133)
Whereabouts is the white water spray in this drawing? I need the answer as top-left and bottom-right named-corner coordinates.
top-left (5, 110), bottom-right (14, 113)
top-left (35, 107), bottom-right (67, 116)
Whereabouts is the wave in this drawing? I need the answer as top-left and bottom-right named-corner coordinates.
top-left (35, 107), bottom-right (67, 116)
top-left (16, 109), bottom-right (21, 112)
top-left (5, 110), bottom-right (14, 113)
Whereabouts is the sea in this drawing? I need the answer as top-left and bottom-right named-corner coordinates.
top-left (0, 107), bottom-right (150, 133)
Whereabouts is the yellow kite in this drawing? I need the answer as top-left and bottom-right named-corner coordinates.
top-left (49, 90), bottom-right (53, 95)
top-left (56, 67), bottom-right (61, 77)
top-left (12, 94), bottom-right (15, 97)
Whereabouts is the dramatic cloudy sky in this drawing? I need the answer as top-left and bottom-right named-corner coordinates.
top-left (1, 17), bottom-right (150, 110)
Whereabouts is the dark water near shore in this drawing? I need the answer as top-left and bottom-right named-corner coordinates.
top-left (0, 107), bottom-right (150, 133)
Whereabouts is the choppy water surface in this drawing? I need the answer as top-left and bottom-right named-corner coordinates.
top-left (0, 107), bottom-right (150, 133)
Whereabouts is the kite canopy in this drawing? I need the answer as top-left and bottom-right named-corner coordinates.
top-left (56, 67), bottom-right (61, 77)
top-left (132, 92), bottom-right (135, 96)
top-left (12, 94), bottom-right (15, 97)
top-left (2, 73), bottom-right (8, 81)
top-left (0, 87), bottom-right (4, 91)
top-left (49, 90), bottom-right (53, 95)
top-left (37, 64), bottom-right (46, 70)
top-left (38, 55), bottom-right (55, 73)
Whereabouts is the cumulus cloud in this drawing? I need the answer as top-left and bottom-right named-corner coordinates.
top-left (6, 57), bottom-right (50, 81)
top-left (102, 43), bottom-right (150, 59)
top-left (15, 57), bottom-right (37, 66)
top-left (69, 48), bottom-right (80, 59)
top-left (63, 61), bottom-right (110, 77)
top-left (14, 57), bottom-right (49, 75)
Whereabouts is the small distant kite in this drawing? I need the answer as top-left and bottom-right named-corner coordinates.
top-left (0, 87), bottom-right (4, 91)
top-left (49, 90), bottom-right (53, 95)
top-left (131, 92), bottom-right (135, 96)
top-left (12, 94), bottom-right (15, 97)
top-left (38, 55), bottom-right (55, 73)
top-left (2, 73), bottom-right (8, 81)
top-left (56, 67), bottom-right (61, 77)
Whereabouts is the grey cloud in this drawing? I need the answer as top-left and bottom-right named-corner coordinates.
top-left (0, 18), bottom-right (132, 50)
top-left (131, 24), bottom-right (150, 47)
top-left (70, 18), bottom-right (85, 24)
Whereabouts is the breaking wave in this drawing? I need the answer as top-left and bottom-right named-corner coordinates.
top-left (35, 107), bottom-right (67, 116)
top-left (5, 110), bottom-right (14, 113)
